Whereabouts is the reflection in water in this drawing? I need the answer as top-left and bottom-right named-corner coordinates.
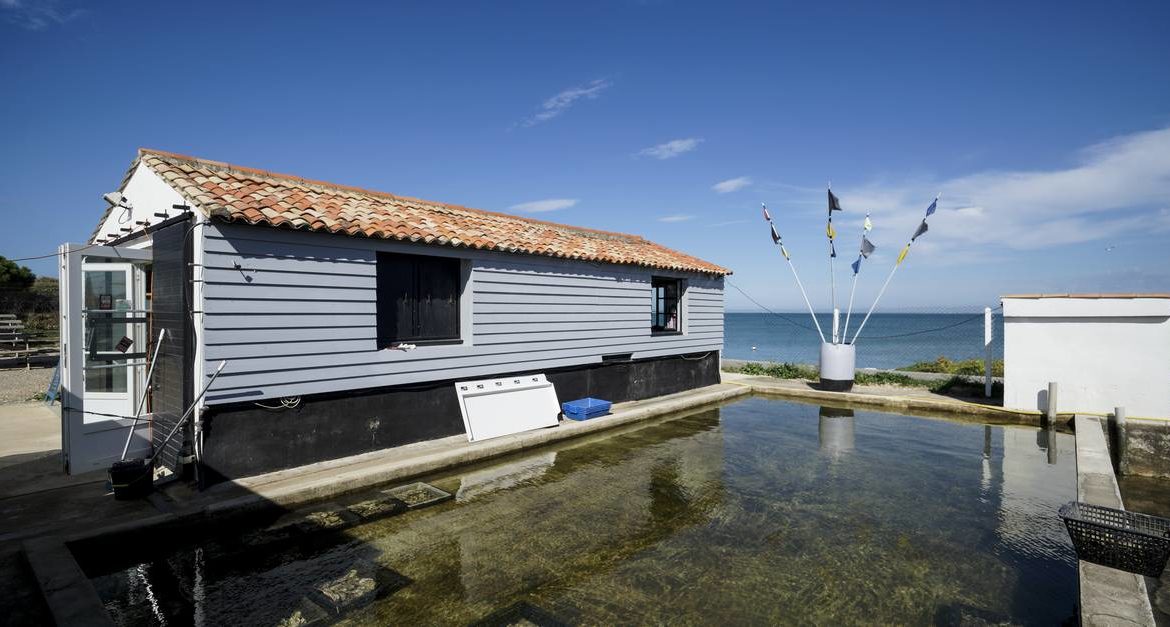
top-left (91, 399), bottom-right (1076, 625)
top-left (982, 425), bottom-right (993, 493)
top-left (818, 406), bottom-right (855, 461)
top-left (455, 452), bottom-right (557, 502)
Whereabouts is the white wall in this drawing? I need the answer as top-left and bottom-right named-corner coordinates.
top-left (1003, 296), bottom-right (1170, 420)
top-left (90, 161), bottom-right (189, 245)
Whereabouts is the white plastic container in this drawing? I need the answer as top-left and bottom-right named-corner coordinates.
top-left (819, 342), bottom-right (856, 391)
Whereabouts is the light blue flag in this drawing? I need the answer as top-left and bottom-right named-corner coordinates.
top-left (925, 198), bottom-right (937, 217)
top-left (851, 258), bottom-right (861, 274)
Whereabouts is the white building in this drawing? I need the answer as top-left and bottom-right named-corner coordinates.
top-left (1002, 294), bottom-right (1170, 420)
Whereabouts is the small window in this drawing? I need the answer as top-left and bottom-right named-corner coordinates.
top-left (376, 251), bottom-right (461, 347)
top-left (651, 277), bottom-right (682, 334)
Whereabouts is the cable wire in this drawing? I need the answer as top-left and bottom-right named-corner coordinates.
top-left (726, 279), bottom-right (819, 332)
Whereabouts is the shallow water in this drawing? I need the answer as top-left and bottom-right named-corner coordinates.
top-left (91, 397), bottom-right (1078, 625)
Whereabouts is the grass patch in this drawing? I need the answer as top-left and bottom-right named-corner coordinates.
top-left (732, 362), bottom-right (819, 380)
top-left (727, 361), bottom-right (1003, 397)
top-left (901, 356), bottom-right (1003, 377)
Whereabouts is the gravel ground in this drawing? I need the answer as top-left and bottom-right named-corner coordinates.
top-left (0, 367), bottom-right (54, 404)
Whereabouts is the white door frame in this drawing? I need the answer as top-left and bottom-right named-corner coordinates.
top-left (59, 243), bottom-right (153, 474)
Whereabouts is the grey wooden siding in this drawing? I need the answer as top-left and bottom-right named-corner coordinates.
top-left (200, 222), bottom-right (724, 403)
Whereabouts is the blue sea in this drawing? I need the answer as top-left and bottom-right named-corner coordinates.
top-left (722, 312), bottom-right (1004, 370)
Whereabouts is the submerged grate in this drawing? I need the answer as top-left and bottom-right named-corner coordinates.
top-left (307, 560), bottom-right (412, 617)
top-left (347, 494), bottom-right (409, 521)
top-left (384, 482), bottom-right (453, 509)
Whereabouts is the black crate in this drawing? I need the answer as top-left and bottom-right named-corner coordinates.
top-left (1059, 501), bottom-right (1170, 577)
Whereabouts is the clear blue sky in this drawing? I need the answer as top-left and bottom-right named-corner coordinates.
top-left (2, 1), bottom-right (1168, 311)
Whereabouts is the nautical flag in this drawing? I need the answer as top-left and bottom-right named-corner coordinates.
top-left (828, 189), bottom-right (842, 212)
top-left (851, 258), bottom-right (861, 274)
top-left (830, 242), bottom-right (837, 258)
top-left (911, 220), bottom-right (929, 241)
top-left (897, 244), bottom-right (910, 265)
top-left (781, 245), bottom-right (790, 260)
top-left (762, 203), bottom-right (772, 221)
top-left (826, 222), bottom-right (836, 240)
top-left (863, 214), bottom-right (873, 232)
top-left (860, 236), bottom-right (875, 258)
top-left (770, 223), bottom-right (781, 244)
top-left (925, 198), bottom-right (937, 217)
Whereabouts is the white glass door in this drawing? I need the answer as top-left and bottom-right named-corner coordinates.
top-left (82, 262), bottom-right (142, 421)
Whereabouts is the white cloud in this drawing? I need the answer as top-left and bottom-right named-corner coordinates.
top-left (2, 0), bottom-right (85, 30)
top-left (839, 126), bottom-right (1170, 255)
top-left (638, 138), bottom-right (703, 160)
top-left (509, 198), bottom-right (579, 213)
top-left (712, 176), bottom-right (752, 194)
top-left (658, 214), bottom-right (695, 223)
top-left (520, 79), bottom-right (612, 127)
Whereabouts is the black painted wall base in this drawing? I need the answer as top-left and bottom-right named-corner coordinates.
top-left (199, 351), bottom-right (720, 484)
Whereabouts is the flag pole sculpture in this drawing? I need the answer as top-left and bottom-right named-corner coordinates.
top-left (759, 191), bottom-right (938, 391)
top-left (850, 196), bottom-right (938, 344)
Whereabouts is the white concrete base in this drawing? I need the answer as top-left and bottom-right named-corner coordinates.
top-left (819, 342), bottom-right (856, 391)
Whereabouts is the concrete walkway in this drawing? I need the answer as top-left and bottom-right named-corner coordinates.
top-left (1074, 414), bottom-right (1158, 626)
top-left (0, 403), bottom-right (163, 545)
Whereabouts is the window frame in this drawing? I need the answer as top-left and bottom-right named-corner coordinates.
top-left (375, 251), bottom-right (463, 348)
top-left (650, 276), bottom-right (684, 335)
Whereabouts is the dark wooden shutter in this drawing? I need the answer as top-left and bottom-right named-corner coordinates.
top-left (376, 252), bottom-right (416, 347)
top-left (416, 256), bottom-right (460, 340)
top-left (377, 252), bottom-right (460, 346)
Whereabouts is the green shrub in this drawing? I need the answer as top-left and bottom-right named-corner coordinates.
top-left (902, 356), bottom-right (1003, 377)
top-left (734, 362), bottom-right (819, 380)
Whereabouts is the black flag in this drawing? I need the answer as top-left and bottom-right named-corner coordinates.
top-left (828, 189), bottom-right (842, 212)
top-left (911, 220), bottom-right (929, 241)
top-left (770, 223), bottom-right (781, 244)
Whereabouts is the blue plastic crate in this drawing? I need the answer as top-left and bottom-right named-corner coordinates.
top-left (561, 397), bottom-right (612, 421)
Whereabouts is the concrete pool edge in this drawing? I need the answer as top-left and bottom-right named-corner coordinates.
top-left (36, 376), bottom-right (1048, 551)
top-left (1073, 414), bottom-right (1157, 626)
top-left (723, 372), bottom-right (1056, 425)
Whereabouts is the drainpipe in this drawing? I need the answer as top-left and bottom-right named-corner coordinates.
top-left (190, 212), bottom-right (208, 480)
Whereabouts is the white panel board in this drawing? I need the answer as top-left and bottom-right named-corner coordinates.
top-left (455, 374), bottom-right (561, 442)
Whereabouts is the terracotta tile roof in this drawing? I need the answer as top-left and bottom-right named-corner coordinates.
top-left (116, 148), bottom-right (731, 275)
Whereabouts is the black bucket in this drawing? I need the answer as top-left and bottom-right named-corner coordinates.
top-left (109, 459), bottom-right (153, 500)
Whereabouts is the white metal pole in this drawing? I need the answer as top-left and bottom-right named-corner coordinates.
top-left (842, 272), bottom-right (859, 342)
top-left (150, 360), bottom-right (228, 464)
top-left (983, 307), bottom-right (993, 398)
top-left (121, 328), bottom-right (166, 460)
top-left (850, 262), bottom-right (900, 344)
top-left (829, 244), bottom-right (836, 314)
top-left (832, 307), bottom-right (840, 344)
top-left (779, 249), bottom-right (827, 343)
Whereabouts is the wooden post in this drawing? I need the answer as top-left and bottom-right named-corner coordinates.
top-left (983, 307), bottom-right (993, 398)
